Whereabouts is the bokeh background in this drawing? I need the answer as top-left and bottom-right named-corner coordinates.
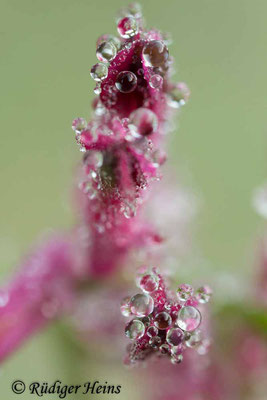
top-left (0, 0), bottom-right (266, 398)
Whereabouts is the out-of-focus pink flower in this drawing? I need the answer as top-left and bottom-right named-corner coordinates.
top-left (0, 236), bottom-right (76, 361)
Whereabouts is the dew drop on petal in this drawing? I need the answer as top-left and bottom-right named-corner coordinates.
top-left (96, 34), bottom-right (121, 51)
top-left (167, 82), bottom-right (190, 108)
top-left (177, 306), bottom-right (201, 332)
top-left (130, 293), bottom-right (154, 317)
top-left (159, 344), bottom-right (169, 354)
top-left (139, 273), bottom-right (159, 293)
top-left (94, 84), bottom-right (102, 95)
top-left (149, 74), bottom-right (163, 89)
top-left (149, 335), bottom-right (161, 348)
top-left (185, 329), bottom-right (202, 348)
top-left (84, 151), bottom-right (103, 170)
top-left (195, 285), bottom-right (212, 304)
top-left (154, 311), bottom-right (172, 330)
top-left (120, 296), bottom-right (132, 317)
top-left (90, 63), bottom-right (108, 82)
top-left (147, 325), bottom-right (158, 338)
top-left (142, 40), bottom-right (169, 68)
top-left (125, 319), bottom-right (145, 340)
top-left (117, 17), bottom-right (138, 39)
top-left (176, 284), bottom-right (194, 302)
top-left (115, 71), bottom-right (137, 93)
top-left (72, 118), bottom-right (87, 134)
top-left (166, 327), bottom-right (184, 346)
top-left (96, 41), bottom-right (117, 63)
top-left (171, 354), bottom-right (183, 364)
top-left (129, 108), bottom-right (158, 136)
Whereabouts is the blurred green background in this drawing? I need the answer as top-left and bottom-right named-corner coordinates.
top-left (0, 0), bottom-right (266, 398)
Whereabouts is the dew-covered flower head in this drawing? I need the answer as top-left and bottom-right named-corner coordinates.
top-left (121, 267), bottom-right (211, 365)
top-left (72, 3), bottom-right (190, 231)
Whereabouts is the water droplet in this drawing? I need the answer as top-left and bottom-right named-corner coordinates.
top-left (177, 306), bottom-right (201, 332)
top-left (149, 335), bottom-right (161, 348)
top-left (125, 319), bottom-right (145, 339)
top-left (130, 293), bottom-right (154, 317)
top-left (84, 151), bottom-right (103, 170)
top-left (94, 84), bottom-right (101, 95)
top-left (159, 344), bottom-right (169, 354)
top-left (185, 329), bottom-right (202, 348)
top-left (115, 71), bottom-right (137, 93)
top-left (147, 325), bottom-right (158, 338)
top-left (149, 74), bottom-right (163, 89)
top-left (120, 296), bottom-right (131, 316)
top-left (171, 354), bottom-right (183, 364)
top-left (96, 41), bottom-right (117, 63)
top-left (171, 343), bottom-right (184, 356)
top-left (139, 273), bottom-right (159, 293)
top-left (166, 328), bottom-right (184, 346)
top-left (167, 82), bottom-right (190, 108)
top-left (154, 311), bottom-right (172, 330)
top-left (90, 63), bottom-right (108, 82)
top-left (129, 108), bottom-right (158, 136)
top-left (195, 285), bottom-right (212, 304)
top-left (142, 40), bottom-right (169, 68)
top-left (176, 284), bottom-right (194, 302)
top-left (117, 17), bottom-right (138, 39)
top-left (72, 118), bottom-right (87, 134)
top-left (123, 201), bottom-right (136, 218)
top-left (96, 34), bottom-right (121, 51)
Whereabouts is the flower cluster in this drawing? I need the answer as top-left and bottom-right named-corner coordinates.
top-left (72, 2), bottom-right (189, 232)
top-left (121, 268), bottom-right (211, 365)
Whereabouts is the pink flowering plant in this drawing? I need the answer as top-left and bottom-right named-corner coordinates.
top-left (1, 3), bottom-right (267, 399)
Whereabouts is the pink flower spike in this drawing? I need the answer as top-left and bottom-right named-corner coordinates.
top-left (0, 236), bottom-right (76, 362)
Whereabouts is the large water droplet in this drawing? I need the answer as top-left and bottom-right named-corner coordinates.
top-left (90, 63), bottom-right (108, 82)
top-left (96, 41), bottom-right (117, 63)
top-left (125, 319), bottom-right (145, 340)
top-left (139, 273), bottom-right (159, 293)
top-left (142, 40), bottom-right (169, 68)
top-left (117, 17), bottom-right (138, 39)
top-left (166, 328), bottom-right (184, 346)
top-left (177, 306), bottom-right (201, 332)
top-left (115, 71), bottom-right (137, 93)
top-left (129, 108), bottom-right (158, 136)
top-left (154, 311), bottom-right (172, 330)
top-left (130, 293), bottom-right (154, 317)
